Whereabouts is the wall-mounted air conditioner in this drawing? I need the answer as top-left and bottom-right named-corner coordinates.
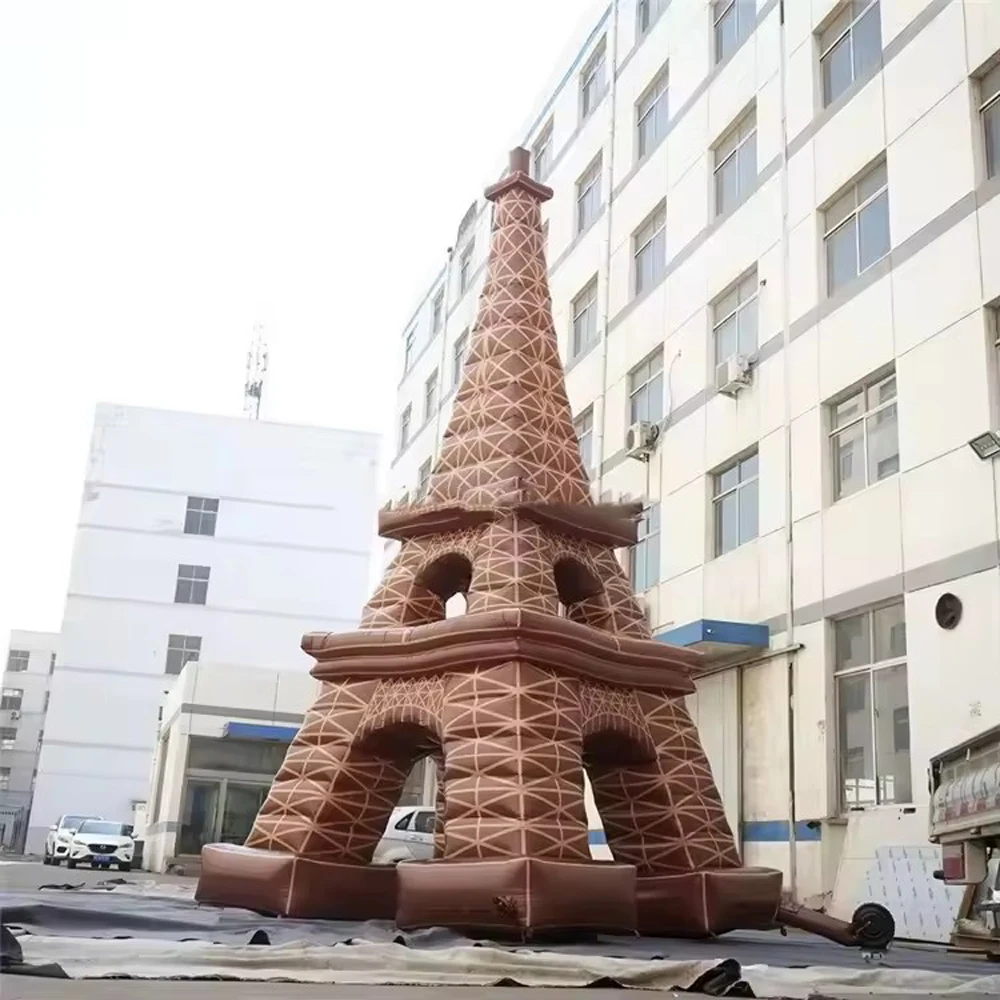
top-left (716, 354), bottom-right (753, 396)
top-left (625, 421), bottom-right (659, 460)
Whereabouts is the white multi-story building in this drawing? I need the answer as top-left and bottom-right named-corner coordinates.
top-left (27, 403), bottom-right (379, 852)
top-left (1, 631), bottom-right (60, 851)
top-left (387, 0), bottom-right (1000, 901)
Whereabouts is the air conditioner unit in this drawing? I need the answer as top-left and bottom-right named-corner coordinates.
top-left (625, 421), bottom-right (658, 460)
top-left (10, 710), bottom-right (21, 720)
top-left (716, 354), bottom-right (753, 396)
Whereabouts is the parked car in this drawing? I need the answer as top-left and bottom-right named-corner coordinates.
top-left (372, 806), bottom-right (435, 865)
top-left (43, 814), bottom-right (101, 866)
top-left (65, 819), bottom-right (136, 871)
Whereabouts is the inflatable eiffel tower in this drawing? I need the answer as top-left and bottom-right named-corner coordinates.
top-left (196, 148), bottom-right (783, 936)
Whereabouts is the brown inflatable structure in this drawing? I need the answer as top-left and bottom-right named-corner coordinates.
top-left (196, 146), bottom-right (787, 938)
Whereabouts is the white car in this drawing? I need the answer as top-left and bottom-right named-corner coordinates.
top-left (65, 819), bottom-right (135, 871)
top-left (43, 814), bottom-right (101, 866)
top-left (372, 806), bottom-right (436, 864)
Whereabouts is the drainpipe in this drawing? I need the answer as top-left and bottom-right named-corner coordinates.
top-left (432, 248), bottom-right (456, 462)
top-left (594, 0), bottom-right (620, 500)
top-left (777, 0), bottom-right (798, 899)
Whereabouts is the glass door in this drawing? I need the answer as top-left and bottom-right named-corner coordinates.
top-left (178, 780), bottom-right (220, 855)
top-left (219, 783), bottom-right (268, 844)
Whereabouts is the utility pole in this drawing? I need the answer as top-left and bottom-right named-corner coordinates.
top-left (244, 324), bottom-right (268, 420)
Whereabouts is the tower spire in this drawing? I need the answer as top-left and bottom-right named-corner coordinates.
top-left (424, 147), bottom-right (592, 509)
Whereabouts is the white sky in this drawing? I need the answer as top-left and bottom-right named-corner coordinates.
top-left (0, 0), bottom-right (602, 644)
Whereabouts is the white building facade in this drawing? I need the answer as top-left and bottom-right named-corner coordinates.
top-left (27, 403), bottom-right (379, 852)
top-left (1, 631), bottom-right (60, 851)
top-left (388, 0), bottom-right (1000, 901)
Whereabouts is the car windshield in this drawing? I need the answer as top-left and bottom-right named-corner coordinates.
top-left (62, 815), bottom-right (96, 830)
top-left (77, 821), bottom-right (124, 836)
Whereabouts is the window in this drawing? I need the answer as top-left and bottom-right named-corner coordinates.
top-left (636, 68), bottom-right (669, 159)
top-left (166, 634), bottom-right (202, 676)
top-left (834, 600), bottom-right (910, 809)
top-left (43, 691), bottom-right (49, 712)
top-left (413, 809), bottom-right (436, 834)
top-left (6, 650), bottom-right (29, 673)
top-left (714, 106), bottom-right (757, 216)
top-left (576, 156), bottom-right (602, 233)
top-left (824, 160), bottom-right (889, 293)
top-left (416, 459), bottom-right (432, 501)
top-left (49, 653), bottom-right (55, 674)
top-left (629, 349), bottom-right (664, 424)
top-left (630, 503), bottom-right (661, 592)
top-left (175, 564), bottom-right (210, 605)
top-left (424, 371), bottom-right (438, 422)
top-left (533, 121), bottom-right (553, 181)
top-left (713, 452), bottom-right (758, 555)
top-left (580, 42), bottom-right (606, 119)
top-left (0, 727), bottom-right (16, 749)
top-left (398, 405), bottom-right (412, 452)
top-left (571, 278), bottom-right (599, 358)
top-left (820, 1), bottom-right (882, 107)
top-left (0, 766), bottom-right (9, 790)
top-left (452, 329), bottom-right (469, 389)
top-left (1, 688), bottom-right (23, 711)
top-left (637, 0), bottom-right (666, 35)
top-left (981, 63), bottom-right (1000, 179)
top-left (184, 496), bottom-right (218, 536)
top-left (459, 241), bottom-right (474, 294)
top-left (633, 203), bottom-right (666, 296)
top-left (713, 271), bottom-right (759, 386)
top-left (714, 0), bottom-right (752, 63)
top-left (542, 220), bottom-right (550, 257)
top-left (432, 290), bottom-right (444, 334)
top-left (575, 409), bottom-right (594, 471)
top-left (404, 328), bottom-right (416, 373)
top-left (829, 371), bottom-right (898, 500)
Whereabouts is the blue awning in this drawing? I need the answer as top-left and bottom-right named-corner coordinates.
top-left (656, 619), bottom-right (769, 663)
top-left (223, 722), bottom-right (300, 742)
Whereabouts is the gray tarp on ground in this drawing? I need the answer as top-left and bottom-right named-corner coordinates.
top-left (3, 881), bottom-right (1000, 994)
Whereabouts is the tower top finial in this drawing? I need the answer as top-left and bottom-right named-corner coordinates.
top-left (485, 146), bottom-right (553, 204)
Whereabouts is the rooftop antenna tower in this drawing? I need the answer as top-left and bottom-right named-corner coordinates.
top-left (244, 324), bottom-right (268, 420)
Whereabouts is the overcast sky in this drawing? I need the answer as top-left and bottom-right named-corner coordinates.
top-left (0, 0), bottom-right (602, 644)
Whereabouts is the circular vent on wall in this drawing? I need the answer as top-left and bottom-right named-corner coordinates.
top-left (934, 593), bottom-right (963, 630)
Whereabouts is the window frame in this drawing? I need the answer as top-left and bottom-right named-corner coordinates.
top-left (431, 290), bottom-right (444, 334)
top-left (980, 63), bottom-right (1000, 180)
top-left (823, 160), bottom-right (890, 294)
top-left (580, 41), bottom-right (607, 120)
top-left (828, 369), bottom-right (899, 501)
top-left (819, 0), bottom-right (882, 108)
top-left (415, 459), bottom-right (432, 501)
top-left (398, 404), bottom-right (412, 452)
top-left (637, 0), bottom-right (666, 36)
top-left (533, 121), bottom-right (554, 181)
top-left (6, 650), bottom-right (30, 673)
top-left (633, 203), bottom-right (666, 296)
top-left (636, 66), bottom-right (669, 160)
top-left (574, 408), bottom-right (594, 472)
top-left (452, 329), bottom-right (469, 389)
top-left (832, 599), bottom-right (910, 810)
top-left (1, 687), bottom-right (24, 711)
top-left (628, 348), bottom-right (665, 426)
top-left (174, 564), bottom-right (211, 606)
top-left (459, 241), bottom-right (474, 295)
top-left (712, 270), bottom-right (759, 386)
top-left (713, 106), bottom-right (757, 217)
top-left (423, 371), bottom-right (438, 423)
top-left (166, 634), bottom-right (202, 676)
top-left (576, 155), bottom-right (603, 234)
top-left (403, 328), bottom-right (416, 373)
top-left (0, 727), bottom-right (16, 749)
top-left (712, 451), bottom-right (759, 556)
top-left (713, 0), bottom-right (751, 64)
top-left (571, 277), bottom-right (599, 359)
top-left (630, 502), bottom-right (661, 593)
top-left (184, 496), bottom-right (219, 537)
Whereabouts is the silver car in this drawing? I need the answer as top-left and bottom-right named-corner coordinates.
top-left (372, 806), bottom-right (435, 864)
